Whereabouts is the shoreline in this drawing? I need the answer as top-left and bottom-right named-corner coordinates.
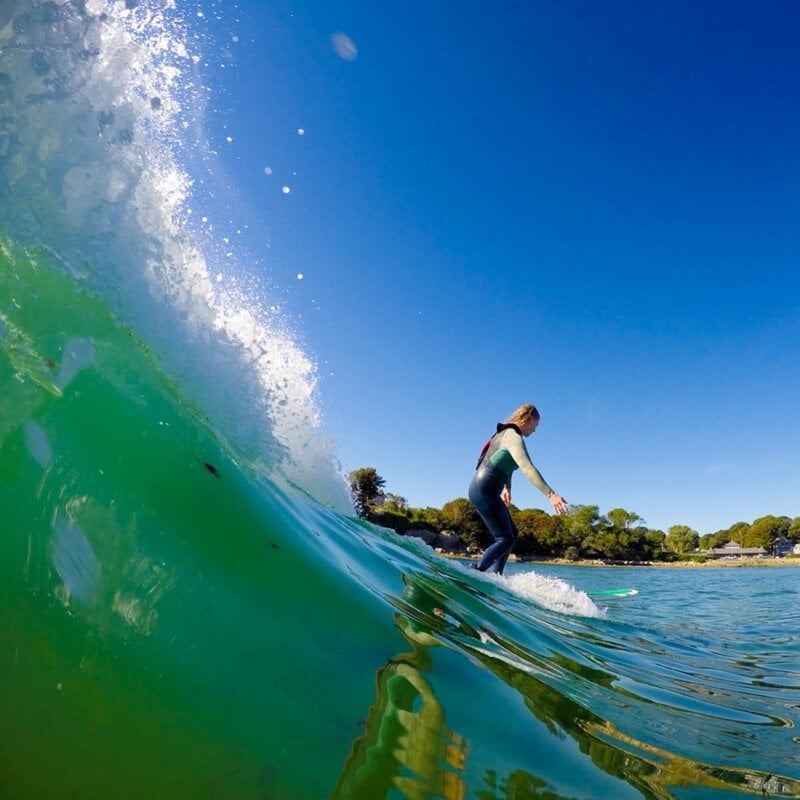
top-left (438, 552), bottom-right (800, 568)
top-left (529, 557), bottom-right (800, 568)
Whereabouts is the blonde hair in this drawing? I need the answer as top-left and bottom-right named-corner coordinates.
top-left (505, 403), bottom-right (540, 427)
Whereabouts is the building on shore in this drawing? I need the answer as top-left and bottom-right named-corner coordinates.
top-left (701, 540), bottom-right (767, 559)
top-left (772, 536), bottom-right (800, 557)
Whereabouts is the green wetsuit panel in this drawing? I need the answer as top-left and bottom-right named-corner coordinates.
top-left (488, 449), bottom-right (517, 476)
top-left (482, 427), bottom-right (553, 496)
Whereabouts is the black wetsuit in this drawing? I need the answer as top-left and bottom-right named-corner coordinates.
top-left (469, 423), bottom-right (553, 574)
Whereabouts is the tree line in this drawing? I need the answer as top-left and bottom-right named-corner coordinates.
top-left (348, 467), bottom-right (800, 563)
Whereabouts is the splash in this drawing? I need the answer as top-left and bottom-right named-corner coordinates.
top-left (0, 0), bottom-right (349, 508)
top-left (504, 570), bottom-right (605, 617)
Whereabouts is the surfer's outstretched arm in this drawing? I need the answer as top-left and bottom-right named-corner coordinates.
top-left (506, 433), bottom-right (568, 514)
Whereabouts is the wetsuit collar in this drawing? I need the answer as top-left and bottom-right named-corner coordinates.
top-left (495, 423), bottom-right (522, 436)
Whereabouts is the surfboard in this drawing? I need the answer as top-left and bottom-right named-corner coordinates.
top-left (587, 588), bottom-right (638, 598)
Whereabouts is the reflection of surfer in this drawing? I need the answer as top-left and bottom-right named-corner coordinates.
top-left (331, 578), bottom-right (468, 799)
top-left (470, 403), bottom-right (567, 574)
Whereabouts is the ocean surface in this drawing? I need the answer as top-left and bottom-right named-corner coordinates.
top-left (2, 3), bottom-right (799, 798)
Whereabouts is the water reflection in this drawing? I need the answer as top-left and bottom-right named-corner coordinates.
top-left (334, 571), bottom-right (800, 799)
top-left (332, 577), bottom-right (467, 799)
top-left (464, 627), bottom-right (800, 799)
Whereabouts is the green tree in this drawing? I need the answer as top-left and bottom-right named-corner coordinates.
top-left (505, 506), bottom-right (564, 555)
top-left (368, 507), bottom-right (410, 533)
top-left (345, 467), bottom-right (796, 565)
top-left (588, 532), bottom-right (623, 560)
top-left (587, 527), bottom-right (652, 561)
top-left (532, 514), bottom-right (566, 555)
top-left (383, 493), bottom-right (408, 513)
top-left (746, 515), bottom-right (790, 547)
top-left (348, 467), bottom-right (386, 518)
top-left (606, 508), bottom-right (644, 530)
top-left (701, 522), bottom-right (748, 551)
top-left (645, 530), bottom-right (667, 559)
top-left (408, 506), bottom-right (444, 531)
top-left (441, 498), bottom-right (489, 550)
top-left (664, 525), bottom-right (699, 554)
top-left (511, 508), bottom-right (561, 556)
top-left (727, 521), bottom-right (750, 547)
top-left (560, 505), bottom-right (601, 558)
top-left (629, 526), bottom-right (663, 560)
top-left (563, 546), bottom-right (581, 561)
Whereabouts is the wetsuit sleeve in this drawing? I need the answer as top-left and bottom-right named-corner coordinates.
top-left (506, 432), bottom-right (554, 496)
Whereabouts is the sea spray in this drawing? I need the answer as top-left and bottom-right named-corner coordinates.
top-left (0, 0), bottom-right (349, 508)
top-left (504, 569), bottom-right (604, 618)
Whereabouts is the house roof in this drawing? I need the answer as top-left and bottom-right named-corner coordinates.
top-left (706, 545), bottom-right (767, 555)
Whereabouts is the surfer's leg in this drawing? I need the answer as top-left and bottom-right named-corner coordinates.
top-left (493, 514), bottom-right (519, 574)
top-left (469, 487), bottom-right (515, 573)
top-left (474, 505), bottom-right (516, 573)
top-left (469, 465), bottom-right (518, 574)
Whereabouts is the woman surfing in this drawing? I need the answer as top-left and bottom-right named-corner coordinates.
top-left (469, 403), bottom-right (568, 574)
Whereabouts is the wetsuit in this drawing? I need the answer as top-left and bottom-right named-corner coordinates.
top-left (469, 423), bottom-right (554, 574)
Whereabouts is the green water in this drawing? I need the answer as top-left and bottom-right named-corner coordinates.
top-left (2, 242), bottom-right (800, 799)
top-left (0, 242), bottom-right (388, 797)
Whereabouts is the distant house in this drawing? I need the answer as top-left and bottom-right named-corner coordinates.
top-left (704, 540), bottom-right (767, 558)
top-left (772, 537), bottom-right (796, 557)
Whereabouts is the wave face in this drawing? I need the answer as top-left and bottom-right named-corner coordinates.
top-left (0, 0), bottom-right (347, 507)
top-left (2, 4), bottom-right (800, 799)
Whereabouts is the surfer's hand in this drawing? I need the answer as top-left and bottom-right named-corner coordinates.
top-left (548, 492), bottom-right (568, 514)
top-left (501, 487), bottom-right (511, 507)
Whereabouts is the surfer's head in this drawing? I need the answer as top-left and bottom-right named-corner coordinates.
top-left (506, 403), bottom-right (540, 436)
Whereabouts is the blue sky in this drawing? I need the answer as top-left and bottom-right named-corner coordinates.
top-left (190, 1), bottom-right (799, 534)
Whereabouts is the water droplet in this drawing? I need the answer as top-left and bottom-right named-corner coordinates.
top-left (331, 32), bottom-right (357, 61)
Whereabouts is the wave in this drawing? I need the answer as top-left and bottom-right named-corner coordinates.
top-left (0, 0), bottom-right (348, 507)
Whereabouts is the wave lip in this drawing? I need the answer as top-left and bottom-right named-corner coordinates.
top-left (0, 1), bottom-right (349, 505)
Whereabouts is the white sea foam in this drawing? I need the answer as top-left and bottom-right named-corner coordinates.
top-left (453, 559), bottom-right (603, 617)
top-left (504, 571), bottom-right (604, 618)
top-left (0, 1), bottom-right (350, 510)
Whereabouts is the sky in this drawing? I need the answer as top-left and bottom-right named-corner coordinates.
top-left (187, 0), bottom-right (800, 535)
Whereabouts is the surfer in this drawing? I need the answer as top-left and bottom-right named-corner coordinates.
top-left (469, 403), bottom-right (568, 574)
